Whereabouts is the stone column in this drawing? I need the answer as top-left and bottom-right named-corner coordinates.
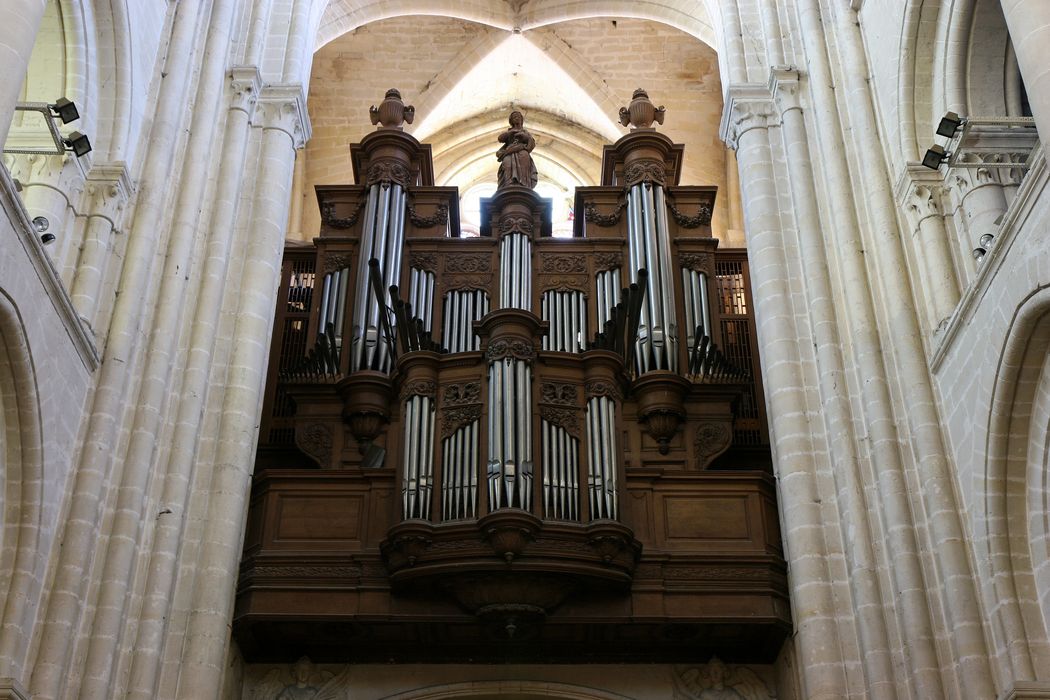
top-left (123, 67), bottom-right (261, 700)
top-left (896, 170), bottom-right (961, 330)
top-left (0, 0), bottom-right (47, 147)
top-left (68, 162), bottom-right (131, 334)
top-left (771, 67), bottom-right (897, 699)
top-left (721, 84), bottom-right (849, 700)
top-left (1000, 0), bottom-right (1050, 153)
top-left (174, 83), bottom-right (308, 699)
top-left (947, 153), bottom-right (1014, 280)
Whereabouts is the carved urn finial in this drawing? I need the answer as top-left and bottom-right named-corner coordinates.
top-left (618, 88), bottom-right (666, 130)
top-left (369, 88), bottom-right (415, 130)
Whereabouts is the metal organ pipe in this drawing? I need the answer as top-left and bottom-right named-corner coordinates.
top-left (443, 290), bottom-right (489, 353)
top-left (499, 233), bottom-right (531, 310)
top-left (541, 290), bottom-right (587, 353)
top-left (350, 182), bottom-right (406, 373)
top-left (587, 395), bottom-right (619, 520)
top-left (409, 267), bottom-right (435, 333)
top-left (402, 393), bottom-right (435, 520)
top-left (626, 182), bottom-right (677, 374)
top-left (487, 357), bottom-right (533, 511)
top-left (682, 268), bottom-right (711, 351)
top-left (542, 419), bottom-right (579, 520)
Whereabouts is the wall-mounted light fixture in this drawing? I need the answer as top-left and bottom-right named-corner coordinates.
top-left (936, 111), bottom-right (965, 138)
top-left (3, 98), bottom-right (90, 157)
top-left (64, 130), bottom-right (91, 157)
top-left (922, 144), bottom-right (949, 170)
top-left (50, 97), bottom-right (80, 124)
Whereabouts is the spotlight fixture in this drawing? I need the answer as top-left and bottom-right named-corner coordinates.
top-left (936, 111), bottom-right (964, 138)
top-left (31, 216), bottom-right (50, 233)
top-left (922, 144), bottom-right (949, 170)
top-left (972, 247), bottom-right (987, 262)
top-left (40, 233), bottom-right (56, 245)
top-left (49, 97), bottom-right (79, 124)
top-left (63, 131), bottom-right (92, 157)
top-left (979, 233), bottom-right (995, 248)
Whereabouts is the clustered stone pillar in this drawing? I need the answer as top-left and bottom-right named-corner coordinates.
top-left (1001, 0), bottom-right (1050, 154)
top-left (0, 0), bottom-right (47, 146)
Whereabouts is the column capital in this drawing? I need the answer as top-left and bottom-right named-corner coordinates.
top-left (256, 83), bottom-right (312, 149)
top-left (719, 83), bottom-right (775, 150)
top-left (768, 66), bottom-right (802, 115)
top-left (894, 163), bottom-right (947, 224)
top-left (228, 66), bottom-right (262, 116)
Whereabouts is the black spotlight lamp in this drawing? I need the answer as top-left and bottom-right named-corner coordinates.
top-left (64, 131), bottom-right (92, 157)
top-left (922, 144), bottom-right (949, 170)
top-left (935, 111), bottom-right (964, 138)
top-left (50, 97), bottom-right (80, 124)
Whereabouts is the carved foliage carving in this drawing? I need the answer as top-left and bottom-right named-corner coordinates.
top-left (409, 252), bottom-right (438, 273)
top-left (694, 421), bottom-right (731, 461)
top-left (320, 199), bottom-right (365, 229)
top-left (446, 255), bottom-right (491, 273)
top-left (540, 406), bottom-right (580, 438)
top-left (678, 252), bottom-right (711, 274)
top-left (365, 158), bottom-right (412, 188)
top-left (594, 252), bottom-right (623, 272)
top-left (584, 200), bottom-right (626, 227)
top-left (540, 382), bottom-right (577, 405)
top-left (442, 405), bottom-right (482, 438)
top-left (445, 274), bottom-right (492, 292)
top-left (408, 203), bottom-right (449, 228)
top-left (499, 215), bottom-right (534, 236)
top-left (485, 338), bottom-right (535, 362)
top-left (585, 379), bottom-right (623, 401)
top-left (623, 158), bottom-right (666, 187)
top-left (540, 255), bottom-right (586, 273)
top-left (296, 422), bottom-right (333, 468)
top-left (667, 200), bottom-right (713, 228)
top-left (444, 382), bottom-right (481, 405)
top-left (673, 658), bottom-right (773, 700)
top-left (539, 275), bottom-right (588, 293)
top-left (323, 253), bottom-right (354, 275)
top-left (400, 379), bottom-right (436, 401)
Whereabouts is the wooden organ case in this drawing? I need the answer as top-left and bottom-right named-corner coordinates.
top-left (235, 94), bottom-right (789, 664)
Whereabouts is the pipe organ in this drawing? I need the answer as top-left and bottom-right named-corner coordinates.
top-left (238, 90), bottom-right (786, 665)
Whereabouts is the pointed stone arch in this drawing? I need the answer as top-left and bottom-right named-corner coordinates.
top-left (0, 289), bottom-right (44, 679)
top-left (980, 285), bottom-right (1050, 688)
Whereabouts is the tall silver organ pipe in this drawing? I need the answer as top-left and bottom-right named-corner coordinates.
top-left (316, 266), bottom-right (350, 357)
top-left (541, 419), bottom-right (579, 520)
top-left (681, 268), bottom-right (711, 351)
top-left (586, 395), bottom-right (619, 520)
top-left (402, 393), bottom-right (435, 519)
top-left (626, 182), bottom-right (677, 374)
top-left (487, 358), bottom-right (533, 510)
top-left (442, 290), bottom-right (490, 353)
top-left (408, 267), bottom-right (435, 333)
top-left (350, 182), bottom-right (407, 373)
top-left (441, 420), bottom-right (478, 520)
top-left (595, 268), bottom-right (621, 329)
top-left (499, 233), bottom-right (532, 310)
top-left (540, 290), bottom-right (587, 353)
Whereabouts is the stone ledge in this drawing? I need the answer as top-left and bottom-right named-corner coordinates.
top-left (1001, 681), bottom-right (1050, 700)
top-left (0, 163), bottom-right (99, 371)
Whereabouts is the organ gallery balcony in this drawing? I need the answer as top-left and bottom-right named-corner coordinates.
top-left (234, 89), bottom-right (788, 664)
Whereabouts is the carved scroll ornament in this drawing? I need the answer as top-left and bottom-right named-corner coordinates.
top-left (540, 382), bottom-right (578, 405)
top-left (485, 337), bottom-right (535, 362)
top-left (441, 405), bottom-right (482, 438)
top-left (667, 199), bottom-right (713, 228)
